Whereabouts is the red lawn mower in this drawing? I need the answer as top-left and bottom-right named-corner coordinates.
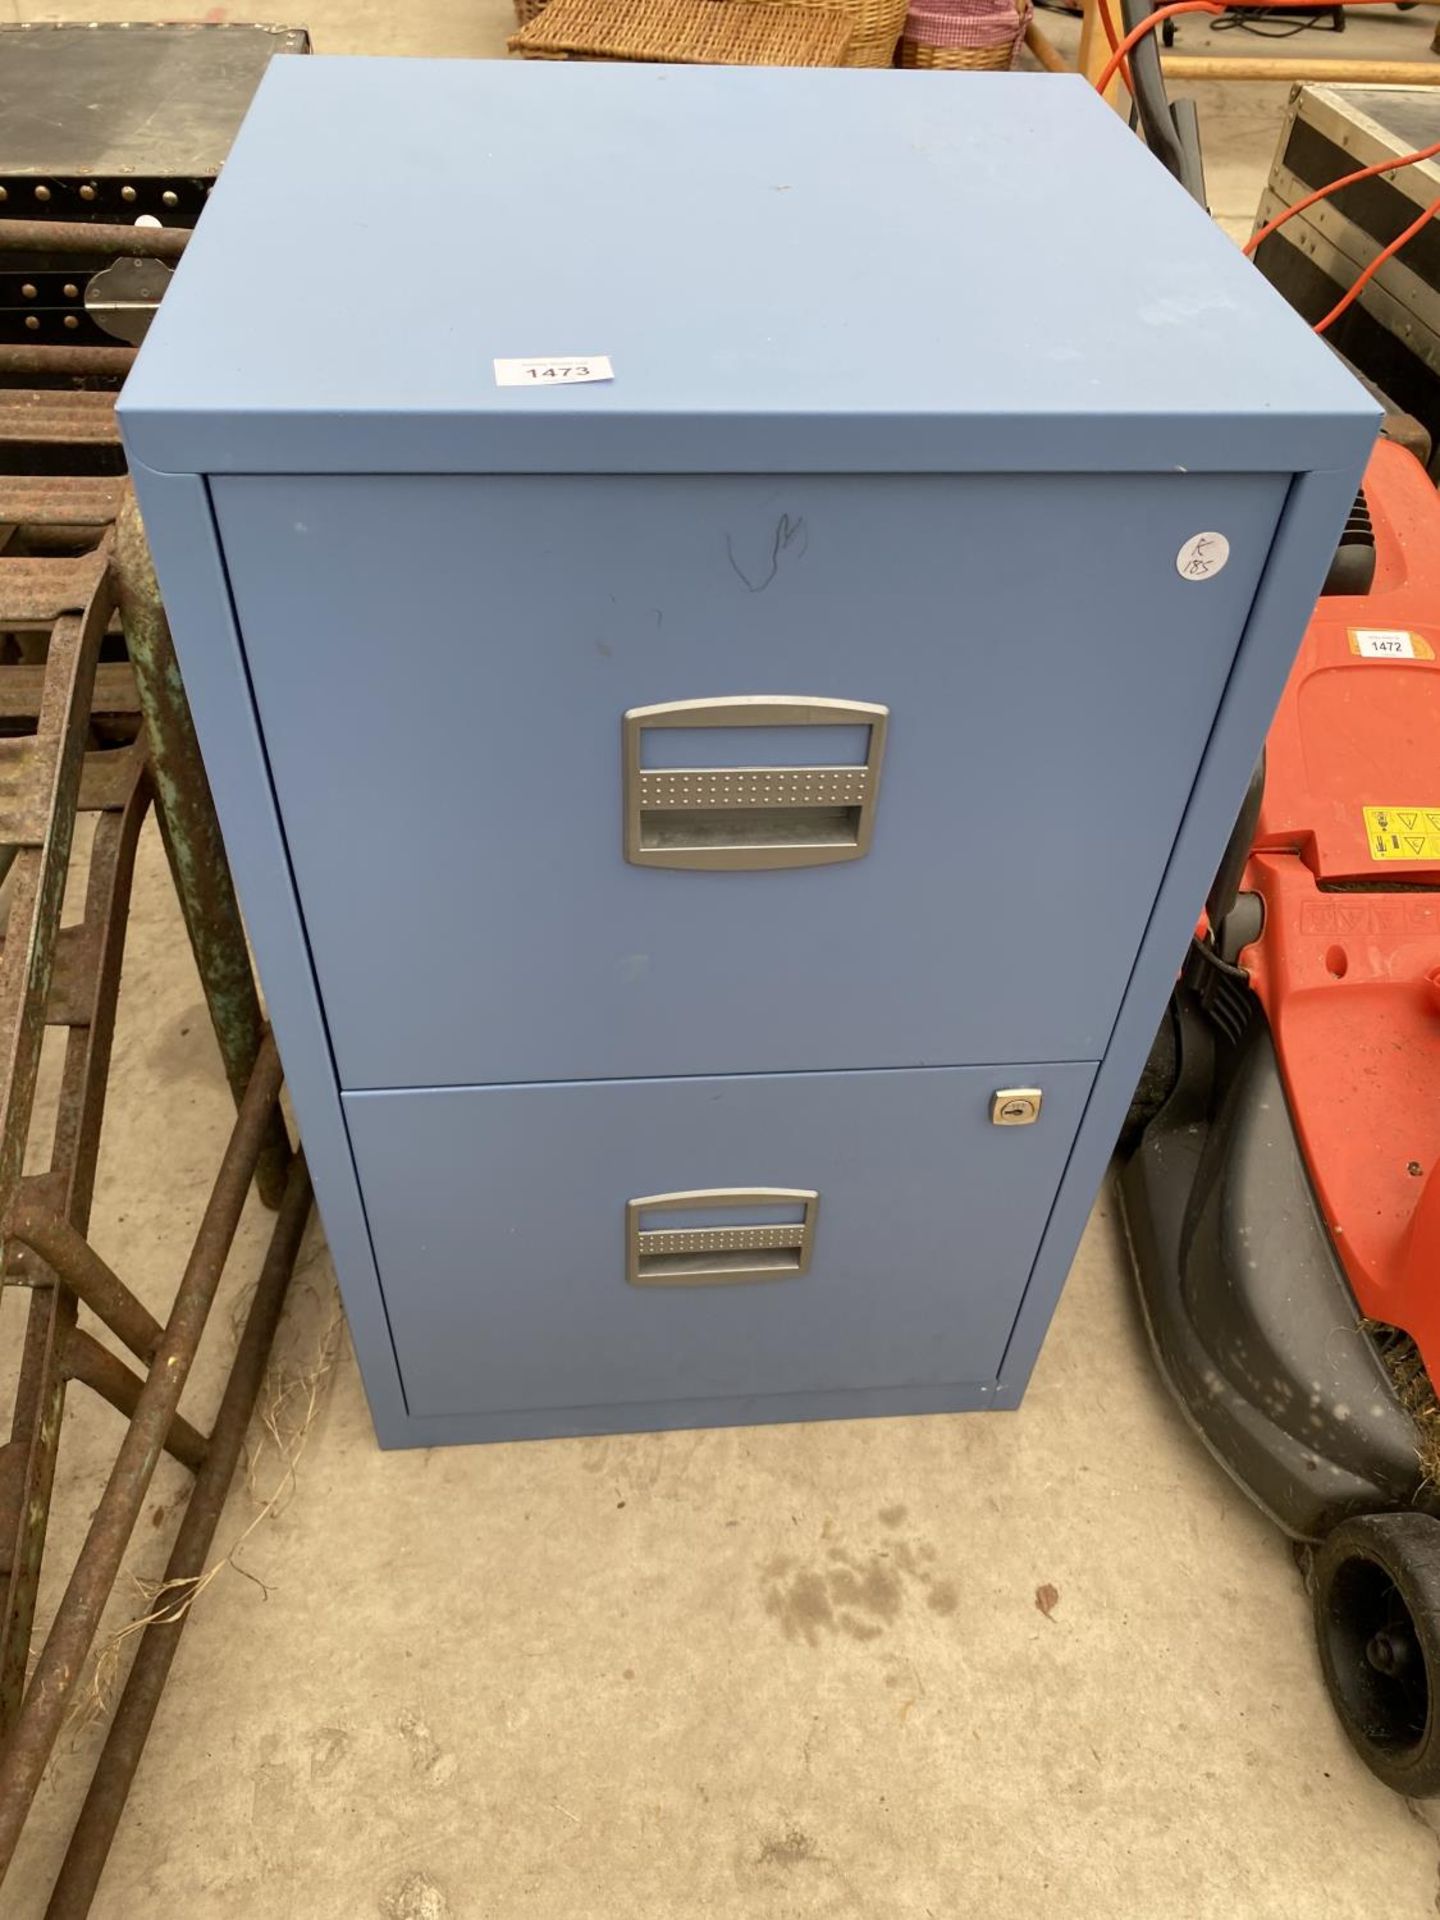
top-left (1113, 0), bottom-right (1440, 1795)
top-left (1120, 429), bottom-right (1440, 1794)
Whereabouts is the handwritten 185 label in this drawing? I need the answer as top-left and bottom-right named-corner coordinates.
top-left (494, 355), bottom-right (614, 388)
top-left (1176, 531), bottom-right (1230, 581)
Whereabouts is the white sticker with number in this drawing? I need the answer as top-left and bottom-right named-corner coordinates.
top-left (1175, 531), bottom-right (1230, 581)
top-left (494, 355), bottom-right (614, 388)
top-left (1352, 627), bottom-right (1418, 659)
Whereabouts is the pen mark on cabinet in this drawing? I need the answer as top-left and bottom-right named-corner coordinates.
top-left (725, 514), bottom-right (808, 593)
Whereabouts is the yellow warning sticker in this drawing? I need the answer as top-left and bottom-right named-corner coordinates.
top-left (1349, 628), bottom-right (1435, 660)
top-left (1364, 806), bottom-right (1440, 861)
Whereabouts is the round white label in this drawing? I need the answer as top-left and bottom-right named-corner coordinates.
top-left (1176, 531), bottom-right (1230, 582)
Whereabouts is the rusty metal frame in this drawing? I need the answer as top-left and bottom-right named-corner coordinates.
top-left (0, 218), bottom-right (189, 262)
top-left (0, 389), bottom-right (312, 1913)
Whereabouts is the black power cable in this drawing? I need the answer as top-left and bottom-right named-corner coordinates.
top-left (1212, 5), bottom-right (1335, 33)
top-left (1120, 0), bottom-right (1208, 207)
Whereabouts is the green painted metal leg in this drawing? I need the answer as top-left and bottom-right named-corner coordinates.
top-left (113, 489), bottom-right (290, 1208)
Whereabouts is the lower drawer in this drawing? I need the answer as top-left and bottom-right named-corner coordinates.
top-left (342, 1061), bottom-right (1096, 1432)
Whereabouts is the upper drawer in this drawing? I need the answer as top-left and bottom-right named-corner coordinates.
top-left (213, 470), bottom-right (1288, 1089)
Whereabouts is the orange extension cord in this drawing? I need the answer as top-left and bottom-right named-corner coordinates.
top-left (1092, 0), bottom-right (1135, 95)
top-left (1311, 191), bottom-right (1440, 333)
top-left (1245, 137), bottom-right (1440, 254)
top-left (1092, 0), bottom-right (1440, 334)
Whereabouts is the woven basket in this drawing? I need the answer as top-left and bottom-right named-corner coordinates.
top-left (797, 0), bottom-right (906, 65)
top-left (897, 33), bottom-right (1008, 63)
top-left (513, 0), bottom-right (898, 61)
top-left (898, 0), bottom-right (1027, 66)
top-left (510, 0), bottom-right (853, 62)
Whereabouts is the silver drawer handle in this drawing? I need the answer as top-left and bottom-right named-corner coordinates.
top-left (626, 1187), bottom-right (819, 1287)
top-left (623, 696), bottom-right (888, 871)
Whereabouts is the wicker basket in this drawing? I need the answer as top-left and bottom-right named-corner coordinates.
top-left (897, 33), bottom-right (1007, 64)
top-left (513, 0), bottom-right (898, 61)
top-left (510, 0), bottom-right (853, 61)
top-left (798, 0), bottom-right (906, 65)
top-left (898, 0), bottom-right (1027, 66)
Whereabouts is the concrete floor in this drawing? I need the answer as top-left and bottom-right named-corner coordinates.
top-left (6, 5), bottom-right (1440, 1915)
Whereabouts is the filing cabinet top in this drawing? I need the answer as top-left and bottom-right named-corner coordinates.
top-left (118, 59), bottom-right (1376, 478)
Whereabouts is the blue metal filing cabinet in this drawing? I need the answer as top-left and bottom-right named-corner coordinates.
top-left (118, 58), bottom-right (1376, 1448)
